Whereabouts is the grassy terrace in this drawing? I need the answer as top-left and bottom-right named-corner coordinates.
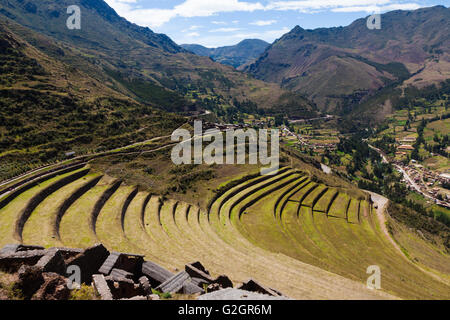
top-left (95, 185), bottom-right (139, 253)
top-left (143, 197), bottom-right (183, 267)
top-left (302, 185), bottom-right (328, 208)
top-left (0, 160), bottom-right (82, 195)
top-left (0, 165), bottom-right (90, 246)
top-left (0, 165), bottom-right (448, 299)
top-left (237, 175), bottom-right (450, 299)
top-left (122, 193), bottom-right (166, 264)
top-left (328, 192), bottom-right (350, 219)
top-left (22, 172), bottom-right (102, 248)
top-left (59, 177), bottom-right (115, 248)
top-left (275, 179), bottom-right (310, 219)
top-left (347, 200), bottom-right (360, 224)
top-left (206, 170), bottom-right (396, 299)
top-left (314, 188), bottom-right (338, 213)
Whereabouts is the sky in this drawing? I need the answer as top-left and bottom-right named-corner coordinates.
top-left (104, 0), bottom-right (446, 47)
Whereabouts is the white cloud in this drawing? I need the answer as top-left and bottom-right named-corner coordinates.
top-left (184, 27), bottom-right (290, 47)
top-left (105, 0), bottom-right (426, 28)
top-left (106, 0), bottom-right (264, 28)
top-left (105, 0), bottom-right (138, 3)
top-left (173, 0), bottom-right (264, 18)
top-left (187, 32), bottom-right (200, 37)
top-left (266, 0), bottom-right (424, 13)
top-left (210, 27), bottom-right (242, 32)
top-left (267, 0), bottom-right (391, 11)
top-left (250, 20), bottom-right (278, 26)
top-left (331, 3), bottom-right (421, 13)
top-left (184, 25), bottom-right (202, 31)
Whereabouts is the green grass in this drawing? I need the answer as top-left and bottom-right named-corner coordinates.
top-left (347, 200), bottom-right (360, 224)
top-left (313, 188), bottom-right (338, 213)
top-left (240, 186), bottom-right (450, 299)
top-left (302, 185), bottom-right (327, 207)
top-left (328, 192), bottom-right (350, 219)
top-left (59, 178), bottom-right (113, 248)
top-left (22, 172), bottom-right (101, 248)
top-left (69, 285), bottom-right (99, 300)
top-left (95, 185), bottom-right (139, 253)
top-left (432, 205), bottom-right (450, 226)
top-left (0, 168), bottom-right (89, 247)
top-left (0, 164), bottom-right (448, 300)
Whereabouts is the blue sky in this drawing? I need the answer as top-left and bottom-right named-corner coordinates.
top-left (104, 0), bottom-right (446, 47)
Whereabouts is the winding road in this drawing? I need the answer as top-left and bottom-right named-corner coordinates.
top-left (368, 144), bottom-right (449, 208)
top-left (367, 190), bottom-right (450, 286)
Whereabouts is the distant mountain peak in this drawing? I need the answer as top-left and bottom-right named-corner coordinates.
top-left (181, 39), bottom-right (269, 69)
top-left (0, 0), bottom-right (183, 53)
top-left (244, 5), bottom-right (449, 114)
top-left (291, 25), bottom-right (304, 32)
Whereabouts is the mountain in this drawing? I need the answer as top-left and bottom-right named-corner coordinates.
top-left (244, 6), bottom-right (450, 114)
top-left (0, 18), bottom-right (184, 175)
top-left (0, 0), bottom-right (316, 117)
top-left (181, 44), bottom-right (211, 57)
top-left (0, 0), bottom-right (318, 174)
top-left (182, 39), bottom-right (269, 69)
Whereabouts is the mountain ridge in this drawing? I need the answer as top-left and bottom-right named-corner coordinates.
top-left (244, 5), bottom-right (450, 114)
top-left (0, 0), bottom-right (316, 117)
top-left (181, 39), bottom-right (269, 69)
top-left (0, 18), bottom-right (185, 175)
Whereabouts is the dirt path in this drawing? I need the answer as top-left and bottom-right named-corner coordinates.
top-left (366, 190), bottom-right (450, 286)
top-left (320, 163), bottom-right (332, 174)
top-left (365, 191), bottom-right (402, 252)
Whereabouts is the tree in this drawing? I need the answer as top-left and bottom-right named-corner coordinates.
top-left (274, 114), bottom-right (284, 127)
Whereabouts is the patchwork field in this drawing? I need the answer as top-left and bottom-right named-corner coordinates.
top-left (0, 163), bottom-right (449, 300)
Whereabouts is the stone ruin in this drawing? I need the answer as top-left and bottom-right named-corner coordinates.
top-left (0, 243), bottom-right (286, 300)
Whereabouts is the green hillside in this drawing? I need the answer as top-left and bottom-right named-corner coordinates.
top-left (0, 20), bottom-right (185, 180)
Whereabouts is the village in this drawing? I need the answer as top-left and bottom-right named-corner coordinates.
top-left (395, 162), bottom-right (450, 208)
top-left (280, 126), bottom-right (338, 151)
top-left (369, 141), bottom-right (450, 209)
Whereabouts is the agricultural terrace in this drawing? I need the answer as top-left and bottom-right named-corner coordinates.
top-left (0, 162), bottom-right (449, 299)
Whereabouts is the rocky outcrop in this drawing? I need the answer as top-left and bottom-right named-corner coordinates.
top-left (0, 243), bottom-right (287, 300)
top-left (0, 249), bottom-right (47, 272)
top-left (15, 265), bottom-right (44, 299)
top-left (238, 279), bottom-right (283, 297)
top-left (141, 260), bottom-right (174, 287)
top-left (92, 274), bottom-right (113, 300)
top-left (156, 271), bottom-right (204, 295)
top-left (99, 252), bottom-right (144, 279)
top-left (35, 250), bottom-right (66, 275)
top-left (65, 244), bottom-right (110, 285)
top-left (32, 273), bottom-right (70, 300)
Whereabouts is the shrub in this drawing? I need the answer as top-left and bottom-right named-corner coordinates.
top-left (69, 285), bottom-right (99, 300)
